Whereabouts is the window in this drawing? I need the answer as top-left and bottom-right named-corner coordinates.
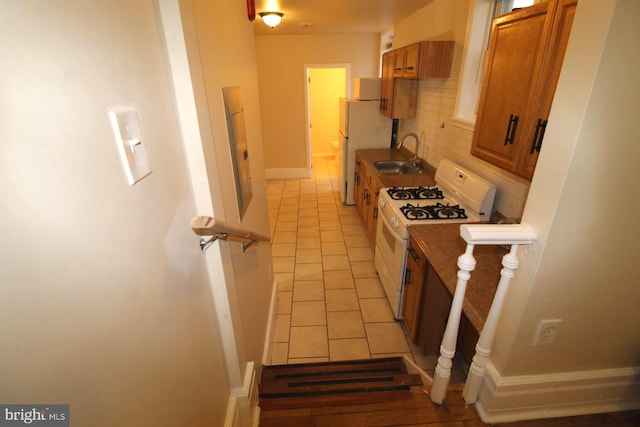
top-left (453, 0), bottom-right (535, 129)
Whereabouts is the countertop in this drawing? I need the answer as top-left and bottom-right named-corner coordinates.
top-left (356, 148), bottom-right (437, 188)
top-left (408, 223), bottom-right (508, 333)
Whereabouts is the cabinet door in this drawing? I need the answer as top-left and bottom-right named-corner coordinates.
top-left (380, 52), bottom-right (395, 117)
top-left (393, 47), bottom-right (406, 77)
top-left (402, 43), bottom-right (421, 79)
top-left (365, 185), bottom-right (379, 244)
top-left (418, 264), bottom-right (453, 355)
top-left (521, 0), bottom-right (577, 179)
top-left (402, 241), bottom-right (427, 341)
top-left (471, 1), bottom-right (557, 174)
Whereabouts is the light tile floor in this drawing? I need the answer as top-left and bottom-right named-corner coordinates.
top-left (267, 156), bottom-right (463, 378)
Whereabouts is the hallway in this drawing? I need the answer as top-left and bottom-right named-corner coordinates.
top-left (266, 156), bottom-right (451, 375)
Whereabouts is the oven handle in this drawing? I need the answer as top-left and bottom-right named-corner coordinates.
top-left (376, 202), bottom-right (405, 245)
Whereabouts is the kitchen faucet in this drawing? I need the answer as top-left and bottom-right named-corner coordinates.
top-left (399, 132), bottom-right (421, 169)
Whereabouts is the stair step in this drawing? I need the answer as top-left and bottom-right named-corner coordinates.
top-left (262, 357), bottom-right (408, 381)
top-left (259, 357), bottom-right (424, 410)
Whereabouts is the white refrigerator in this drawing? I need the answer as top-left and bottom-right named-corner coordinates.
top-left (338, 98), bottom-right (392, 204)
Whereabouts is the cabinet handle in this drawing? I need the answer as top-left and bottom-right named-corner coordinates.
top-left (373, 207), bottom-right (378, 219)
top-left (529, 118), bottom-right (548, 154)
top-left (408, 247), bottom-right (420, 261)
top-left (503, 114), bottom-right (519, 146)
top-left (404, 268), bottom-right (412, 286)
top-left (365, 189), bottom-right (370, 205)
top-left (355, 172), bottom-right (360, 185)
top-left (405, 66), bottom-right (415, 71)
top-left (395, 67), bottom-right (403, 72)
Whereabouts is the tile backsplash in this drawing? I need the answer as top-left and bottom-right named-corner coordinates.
top-left (398, 79), bottom-right (531, 219)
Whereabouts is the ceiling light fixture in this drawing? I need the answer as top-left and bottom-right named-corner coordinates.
top-left (259, 11), bottom-right (284, 28)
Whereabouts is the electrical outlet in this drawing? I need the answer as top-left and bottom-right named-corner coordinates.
top-left (533, 319), bottom-right (562, 346)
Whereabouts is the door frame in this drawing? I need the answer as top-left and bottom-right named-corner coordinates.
top-left (303, 63), bottom-right (351, 174)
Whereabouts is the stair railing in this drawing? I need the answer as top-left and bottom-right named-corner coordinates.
top-left (191, 216), bottom-right (271, 252)
top-left (430, 223), bottom-right (538, 405)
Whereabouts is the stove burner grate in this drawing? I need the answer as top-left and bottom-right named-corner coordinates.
top-left (399, 202), bottom-right (468, 221)
top-left (387, 186), bottom-right (444, 200)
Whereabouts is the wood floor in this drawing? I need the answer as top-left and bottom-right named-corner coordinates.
top-left (260, 383), bottom-right (640, 426)
top-left (259, 357), bottom-right (640, 427)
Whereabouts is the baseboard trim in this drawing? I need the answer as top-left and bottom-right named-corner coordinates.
top-left (261, 277), bottom-right (278, 366)
top-left (265, 168), bottom-right (311, 180)
top-left (224, 361), bottom-right (260, 427)
top-left (475, 361), bottom-right (640, 423)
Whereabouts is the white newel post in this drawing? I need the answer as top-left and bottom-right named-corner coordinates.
top-left (430, 243), bottom-right (476, 404)
top-left (430, 224), bottom-right (538, 406)
top-left (462, 244), bottom-right (520, 404)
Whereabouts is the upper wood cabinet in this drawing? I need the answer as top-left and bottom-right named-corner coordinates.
top-left (471, 0), bottom-right (577, 180)
top-left (380, 41), bottom-right (455, 119)
top-left (393, 41), bottom-right (455, 79)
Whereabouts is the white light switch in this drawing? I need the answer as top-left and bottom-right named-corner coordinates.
top-left (108, 106), bottom-right (152, 185)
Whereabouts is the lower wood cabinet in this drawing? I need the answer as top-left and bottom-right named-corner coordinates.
top-left (417, 263), bottom-right (452, 355)
top-left (402, 238), bottom-right (427, 341)
top-left (402, 239), bottom-right (479, 364)
top-left (354, 153), bottom-right (382, 245)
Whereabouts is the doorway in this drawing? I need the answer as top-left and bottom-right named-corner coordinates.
top-left (304, 64), bottom-right (350, 172)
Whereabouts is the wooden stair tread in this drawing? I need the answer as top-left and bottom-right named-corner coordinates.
top-left (259, 357), bottom-right (423, 410)
top-left (262, 357), bottom-right (407, 381)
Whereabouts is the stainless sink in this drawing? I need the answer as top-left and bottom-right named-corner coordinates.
top-left (373, 160), bottom-right (422, 175)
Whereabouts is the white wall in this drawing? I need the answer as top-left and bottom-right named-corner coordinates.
top-left (0, 1), bottom-right (230, 425)
top-left (255, 33), bottom-right (380, 173)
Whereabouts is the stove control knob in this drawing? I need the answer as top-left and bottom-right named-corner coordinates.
top-left (391, 217), bottom-right (399, 229)
top-left (379, 199), bottom-right (386, 209)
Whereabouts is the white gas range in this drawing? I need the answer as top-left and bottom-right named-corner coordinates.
top-left (374, 159), bottom-right (497, 319)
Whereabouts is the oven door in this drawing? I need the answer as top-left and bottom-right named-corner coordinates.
top-left (374, 209), bottom-right (408, 319)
